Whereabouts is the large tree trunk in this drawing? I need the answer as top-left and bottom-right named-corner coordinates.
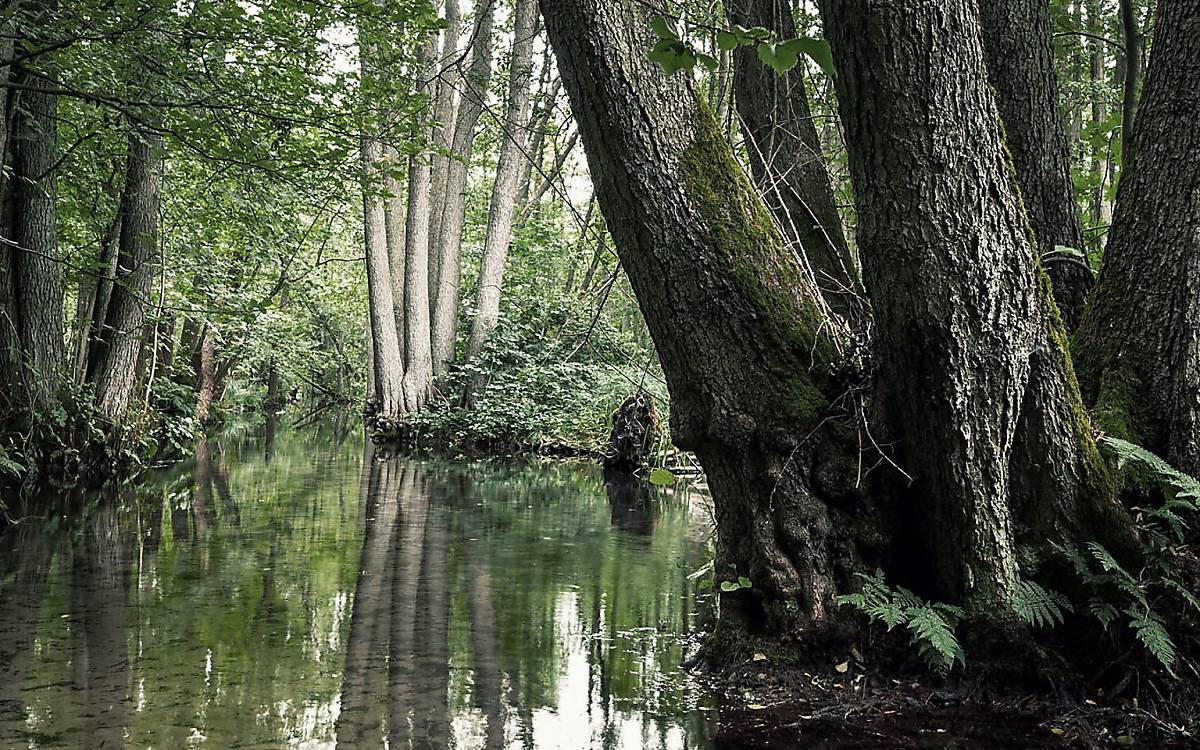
top-left (90, 126), bottom-right (161, 421)
top-left (725, 0), bottom-right (863, 324)
top-left (384, 145), bottom-right (406, 364)
top-left (461, 0), bottom-right (539, 404)
top-left (540, 0), bottom-right (869, 633)
top-left (1075, 0), bottom-right (1200, 476)
top-left (824, 0), bottom-right (1134, 611)
top-left (427, 0), bottom-right (461, 312)
top-left (400, 29), bottom-right (440, 410)
top-left (360, 31), bottom-right (407, 422)
top-left (978, 0), bottom-right (1094, 330)
top-left (9, 61), bottom-right (63, 403)
top-left (431, 0), bottom-right (496, 378)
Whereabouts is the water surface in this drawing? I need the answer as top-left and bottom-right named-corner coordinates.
top-left (0, 424), bottom-right (716, 749)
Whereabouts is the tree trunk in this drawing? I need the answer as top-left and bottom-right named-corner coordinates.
top-left (823, 0), bottom-right (1135, 611)
top-left (384, 145), bottom-right (406, 364)
top-left (1075, 0), bottom-right (1200, 476)
top-left (427, 0), bottom-right (461, 312)
top-left (194, 323), bottom-right (215, 424)
top-left (431, 0), bottom-right (496, 378)
top-left (541, 0), bottom-right (867, 633)
top-left (726, 0), bottom-right (863, 324)
top-left (91, 126), bottom-right (161, 422)
top-left (74, 203), bottom-right (121, 383)
top-left (360, 31), bottom-right (407, 422)
top-left (9, 61), bottom-right (63, 402)
top-left (401, 28), bottom-right (440, 410)
top-left (1118, 0), bottom-right (1143, 170)
top-left (978, 0), bottom-right (1094, 330)
top-left (462, 0), bottom-right (539, 404)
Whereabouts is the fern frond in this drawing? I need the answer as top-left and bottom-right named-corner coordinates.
top-left (1089, 598), bottom-right (1120, 629)
top-left (1126, 607), bottom-right (1176, 674)
top-left (1164, 579), bottom-right (1200, 615)
top-left (906, 608), bottom-right (965, 674)
top-left (1014, 580), bottom-right (1071, 629)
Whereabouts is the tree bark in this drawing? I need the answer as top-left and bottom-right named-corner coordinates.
top-left (91, 125), bottom-right (161, 421)
top-left (824, 0), bottom-right (1134, 610)
top-left (384, 146), bottom-right (407, 364)
top-left (427, 0), bottom-right (461, 311)
top-left (462, 0), bottom-right (539, 404)
top-left (726, 0), bottom-right (863, 324)
top-left (360, 30), bottom-right (407, 421)
top-left (1118, 0), bottom-right (1143, 170)
top-left (431, 0), bottom-right (496, 378)
top-left (74, 201), bottom-right (121, 383)
top-left (541, 0), bottom-right (868, 633)
top-left (401, 28), bottom-right (441, 410)
top-left (1075, 0), bottom-right (1200, 476)
top-left (194, 323), bottom-right (216, 424)
top-left (978, 0), bottom-right (1094, 330)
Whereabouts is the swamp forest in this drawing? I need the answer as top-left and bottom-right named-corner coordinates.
top-left (1, 0), bottom-right (1199, 747)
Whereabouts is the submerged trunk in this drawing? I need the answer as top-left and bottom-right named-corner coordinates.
top-left (462, 0), bottom-right (539, 404)
top-left (1075, 0), bottom-right (1200, 476)
top-left (978, 0), bottom-right (1094, 330)
top-left (726, 0), bottom-right (863, 324)
top-left (541, 0), bottom-right (870, 632)
top-left (431, 0), bottom-right (496, 378)
top-left (91, 126), bottom-right (161, 422)
top-left (9, 61), bottom-right (63, 402)
top-left (401, 29), bottom-right (440, 410)
top-left (824, 0), bottom-right (1134, 611)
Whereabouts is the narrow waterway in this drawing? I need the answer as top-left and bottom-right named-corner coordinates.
top-left (0, 423), bottom-right (717, 749)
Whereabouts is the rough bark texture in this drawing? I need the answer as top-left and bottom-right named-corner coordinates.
top-left (360, 34), bottom-right (407, 421)
top-left (401, 29), bottom-right (440, 410)
top-left (726, 0), bottom-right (863, 323)
top-left (384, 144), bottom-right (407, 364)
top-left (1075, 0), bottom-right (1200, 476)
top-left (462, 0), bottom-right (539, 402)
top-left (431, 0), bottom-right (495, 377)
top-left (91, 127), bottom-right (161, 421)
top-left (74, 203), bottom-right (121, 383)
top-left (541, 0), bottom-right (873, 632)
top-left (824, 0), bottom-right (1132, 610)
top-left (9, 62), bottom-right (63, 401)
top-left (978, 0), bottom-right (1094, 331)
top-left (427, 0), bottom-right (461, 309)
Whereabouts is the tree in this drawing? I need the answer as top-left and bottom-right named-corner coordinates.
top-left (462, 0), bottom-right (539, 404)
top-left (725, 0), bottom-right (863, 323)
top-left (1075, 0), bottom-right (1200, 476)
top-left (978, 0), bottom-right (1094, 330)
top-left (431, 0), bottom-right (496, 378)
top-left (427, 0), bottom-right (461, 309)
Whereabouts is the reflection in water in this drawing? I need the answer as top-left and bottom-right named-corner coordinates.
top-left (0, 427), bottom-right (716, 749)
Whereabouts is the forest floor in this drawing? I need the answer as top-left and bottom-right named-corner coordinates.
top-left (700, 653), bottom-right (1198, 749)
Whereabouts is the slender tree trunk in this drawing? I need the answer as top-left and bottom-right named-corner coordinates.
top-left (541, 0), bottom-right (868, 633)
top-left (401, 28), bottom-right (440, 410)
top-left (384, 145), bottom-right (406, 364)
top-left (515, 75), bottom-right (561, 211)
top-left (9, 61), bottom-right (63, 402)
top-left (91, 125), bottom-right (161, 422)
top-left (726, 0), bottom-right (863, 324)
top-left (824, 0), bottom-right (1135, 611)
top-left (360, 31), bottom-right (407, 421)
top-left (462, 0), bottom-right (539, 404)
top-left (978, 0), bottom-right (1094, 330)
top-left (1087, 0), bottom-right (1113, 229)
top-left (431, 0), bottom-right (496, 378)
top-left (194, 323), bottom-right (215, 424)
top-left (1075, 0), bottom-right (1200, 476)
top-left (427, 0), bottom-right (461, 312)
top-left (74, 204), bottom-right (121, 383)
top-left (1118, 0), bottom-right (1143, 170)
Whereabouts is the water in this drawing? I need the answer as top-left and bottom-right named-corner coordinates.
top-left (0, 424), bottom-right (717, 749)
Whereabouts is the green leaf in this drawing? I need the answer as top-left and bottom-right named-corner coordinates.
top-left (737, 576), bottom-right (752, 589)
top-left (720, 580), bottom-right (740, 592)
top-left (696, 52), bottom-right (719, 71)
top-left (756, 42), bottom-right (798, 74)
top-left (648, 40), bottom-right (695, 76)
top-left (781, 36), bottom-right (836, 78)
top-left (650, 15), bottom-right (679, 41)
top-left (649, 467), bottom-right (676, 486)
top-left (716, 31), bottom-right (739, 51)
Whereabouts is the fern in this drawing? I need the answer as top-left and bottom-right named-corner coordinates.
top-left (1127, 607), bottom-right (1176, 674)
top-left (1099, 436), bottom-right (1200, 507)
top-left (837, 570), bottom-right (965, 673)
top-left (1013, 580), bottom-right (1072, 629)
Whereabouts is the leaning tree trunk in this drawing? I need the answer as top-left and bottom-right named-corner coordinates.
top-left (1075, 0), bottom-right (1200, 476)
top-left (1118, 0), bottom-right (1143, 171)
top-left (823, 0), bottom-right (1135, 612)
top-left (978, 0), bottom-right (1094, 330)
top-left (427, 0), bottom-right (461, 310)
top-left (401, 28), bottom-right (440, 411)
top-left (726, 0), bottom-right (863, 324)
top-left (461, 0), bottom-right (539, 405)
top-left (9, 61), bottom-right (64, 403)
top-left (91, 125), bottom-right (161, 422)
top-left (431, 0), bottom-right (496, 378)
top-left (540, 0), bottom-right (874, 633)
top-left (359, 31), bottom-right (407, 422)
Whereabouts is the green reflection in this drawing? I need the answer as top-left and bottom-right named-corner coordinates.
top-left (0, 426), bottom-right (716, 749)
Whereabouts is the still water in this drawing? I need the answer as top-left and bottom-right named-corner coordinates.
top-left (0, 424), bottom-right (717, 749)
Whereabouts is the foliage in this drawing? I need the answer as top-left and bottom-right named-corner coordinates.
top-left (1013, 579), bottom-right (1073, 629)
top-left (837, 570), bottom-right (966, 673)
top-left (647, 13), bottom-right (833, 77)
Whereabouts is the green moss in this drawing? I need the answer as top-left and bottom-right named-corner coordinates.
top-left (677, 105), bottom-right (833, 425)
